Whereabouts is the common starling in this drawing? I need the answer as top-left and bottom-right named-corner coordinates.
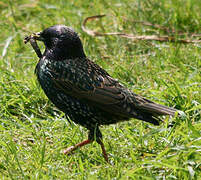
top-left (25, 25), bottom-right (178, 162)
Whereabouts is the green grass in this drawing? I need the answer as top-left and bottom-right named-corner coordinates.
top-left (0, 0), bottom-right (201, 179)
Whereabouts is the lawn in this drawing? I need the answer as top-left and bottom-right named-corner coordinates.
top-left (0, 0), bottom-right (200, 179)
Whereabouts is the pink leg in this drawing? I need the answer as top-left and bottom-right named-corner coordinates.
top-left (98, 141), bottom-right (109, 162)
top-left (63, 139), bottom-right (91, 154)
top-left (63, 139), bottom-right (109, 162)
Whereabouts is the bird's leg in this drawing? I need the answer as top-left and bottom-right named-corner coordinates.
top-left (64, 126), bottom-right (109, 162)
top-left (63, 139), bottom-right (92, 154)
top-left (89, 126), bottom-right (109, 162)
top-left (97, 140), bottom-right (109, 162)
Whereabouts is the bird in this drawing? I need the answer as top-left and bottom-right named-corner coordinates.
top-left (25, 25), bottom-right (178, 162)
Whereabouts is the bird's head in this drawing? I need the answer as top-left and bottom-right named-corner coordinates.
top-left (32, 25), bottom-right (86, 60)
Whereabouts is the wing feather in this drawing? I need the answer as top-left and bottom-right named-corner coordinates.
top-left (48, 58), bottom-right (177, 118)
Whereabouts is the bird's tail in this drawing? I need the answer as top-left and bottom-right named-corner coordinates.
top-left (137, 102), bottom-right (177, 116)
top-left (130, 96), bottom-right (179, 125)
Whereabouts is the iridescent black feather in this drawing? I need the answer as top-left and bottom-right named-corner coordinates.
top-left (34, 25), bottom-right (177, 142)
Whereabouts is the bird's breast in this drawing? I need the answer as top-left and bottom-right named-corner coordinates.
top-left (36, 58), bottom-right (57, 95)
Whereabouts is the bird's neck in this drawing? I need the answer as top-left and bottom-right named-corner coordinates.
top-left (43, 46), bottom-right (86, 61)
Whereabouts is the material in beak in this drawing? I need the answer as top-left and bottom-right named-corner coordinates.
top-left (24, 32), bottom-right (43, 58)
top-left (32, 32), bottom-right (44, 41)
top-left (24, 32), bottom-right (44, 44)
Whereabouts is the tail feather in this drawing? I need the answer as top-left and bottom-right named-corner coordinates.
top-left (138, 102), bottom-right (177, 116)
top-left (131, 99), bottom-right (178, 125)
top-left (136, 113), bottom-right (161, 125)
top-left (133, 102), bottom-right (177, 126)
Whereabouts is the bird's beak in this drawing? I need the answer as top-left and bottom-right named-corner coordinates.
top-left (24, 31), bottom-right (44, 44)
top-left (32, 32), bottom-right (44, 41)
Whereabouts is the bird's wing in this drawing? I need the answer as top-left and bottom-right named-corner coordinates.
top-left (47, 58), bottom-right (138, 116)
top-left (48, 58), bottom-right (176, 117)
top-left (51, 65), bottom-right (126, 105)
top-left (53, 75), bottom-right (125, 105)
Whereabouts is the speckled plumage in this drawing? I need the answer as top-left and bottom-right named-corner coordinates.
top-left (27, 25), bottom-right (177, 161)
